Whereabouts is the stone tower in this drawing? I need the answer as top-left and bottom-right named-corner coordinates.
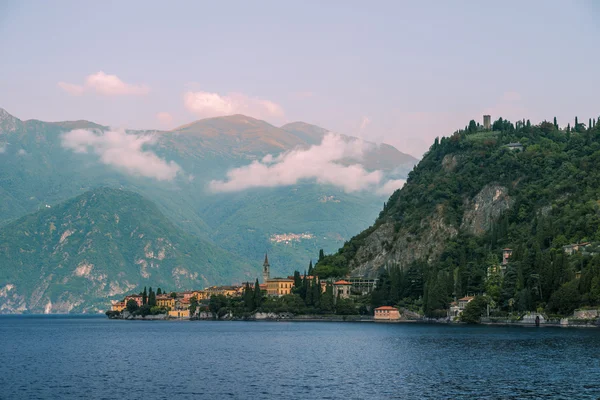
top-left (483, 115), bottom-right (491, 130)
top-left (262, 253), bottom-right (270, 283)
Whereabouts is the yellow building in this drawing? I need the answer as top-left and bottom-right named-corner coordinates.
top-left (111, 301), bottom-right (126, 312)
top-left (168, 309), bottom-right (190, 318)
top-left (156, 295), bottom-right (175, 309)
top-left (266, 278), bottom-right (294, 296)
top-left (374, 306), bottom-right (401, 321)
top-left (192, 290), bottom-right (209, 300)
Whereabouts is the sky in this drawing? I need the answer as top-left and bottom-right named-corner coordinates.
top-left (1, 0), bottom-right (599, 157)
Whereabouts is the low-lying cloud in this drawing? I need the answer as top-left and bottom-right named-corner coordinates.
top-left (61, 129), bottom-right (181, 181)
top-left (376, 179), bottom-right (406, 195)
top-left (184, 90), bottom-right (284, 120)
top-left (58, 71), bottom-right (150, 96)
top-left (209, 133), bottom-right (401, 194)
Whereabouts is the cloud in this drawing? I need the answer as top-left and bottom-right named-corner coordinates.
top-left (184, 90), bottom-right (284, 120)
top-left (0, 144), bottom-right (5, 154)
top-left (376, 179), bottom-right (406, 195)
top-left (156, 112), bottom-right (173, 126)
top-left (17, 149), bottom-right (27, 155)
top-left (210, 133), bottom-right (401, 193)
top-left (61, 129), bottom-right (181, 181)
top-left (58, 71), bottom-right (150, 96)
top-left (57, 82), bottom-right (85, 96)
top-left (360, 116), bottom-right (371, 130)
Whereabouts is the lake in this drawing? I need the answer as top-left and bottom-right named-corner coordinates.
top-left (1, 316), bottom-right (600, 399)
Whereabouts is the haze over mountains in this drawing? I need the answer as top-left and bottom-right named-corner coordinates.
top-left (0, 107), bottom-right (416, 313)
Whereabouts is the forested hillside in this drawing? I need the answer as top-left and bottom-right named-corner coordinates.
top-left (316, 116), bottom-right (600, 317)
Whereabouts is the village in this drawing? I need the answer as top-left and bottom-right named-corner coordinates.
top-left (109, 243), bottom-right (598, 325)
top-left (109, 253), bottom-right (404, 321)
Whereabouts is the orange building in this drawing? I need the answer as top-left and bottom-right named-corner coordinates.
top-left (374, 306), bottom-right (401, 320)
top-left (124, 295), bottom-right (143, 307)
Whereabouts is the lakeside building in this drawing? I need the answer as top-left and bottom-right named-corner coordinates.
top-left (374, 306), bottom-right (401, 320)
top-left (266, 278), bottom-right (294, 296)
top-left (156, 294), bottom-right (175, 309)
top-left (449, 296), bottom-right (475, 318)
top-left (168, 298), bottom-right (191, 318)
top-left (111, 301), bottom-right (126, 312)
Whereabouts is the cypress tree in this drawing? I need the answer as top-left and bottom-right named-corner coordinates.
top-left (318, 249), bottom-right (325, 262)
top-left (157, 288), bottom-right (162, 295)
top-left (148, 287), bottom-right (156, 307)
top-left (311, 277), bottom-right (321, 308)
top-left (293, 270), bottom-right (302, 291)
top-left (253, 278), bottom-right (262, 308)
top-left (244, 282), bottom-right (254, 311)
top-left (308, 260), bottom-right (314, 276)
top-left (142, 286), bottom-right (148, 305)
top-left (553, 117), bottom-right (558, 129)
top-left (589, 118), bottom-right (593, 131)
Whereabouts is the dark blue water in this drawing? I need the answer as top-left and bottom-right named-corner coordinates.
top-left (1, 316), bottom-right (600, 399)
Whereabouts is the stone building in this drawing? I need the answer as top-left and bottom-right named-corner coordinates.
top-left (333, 280), bottom-right (352, 299)
top-left (483, 115), bottom-right (491, 130)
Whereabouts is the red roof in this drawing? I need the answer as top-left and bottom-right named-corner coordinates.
top-left (334, 280), bottom-right (351, 285)
top-left (375, 306), bottom-right (397, 311)
top-left (459, 296), bottom-right (475, 301)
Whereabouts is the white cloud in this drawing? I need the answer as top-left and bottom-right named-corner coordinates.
top-left (184, 90), bottom-right (284, 120)
top-left (17, 149), bottom-right (27, 155)
top-left (210, 133), bottom-right (401, 193)
top-left (156, 112), bottom-right (174, 126)
top-left (58, 71), bottom-right (150, 96)
top-left (61, 129), bottom-right (181, 181)
top-left (360, 116), bottom-right (371, 130)
top-left (0, 144), bottom-right (5, 154)
top-left (57, 82), bottom-right (85, 96)
top-left (376, 179), bottom-right (406, 196)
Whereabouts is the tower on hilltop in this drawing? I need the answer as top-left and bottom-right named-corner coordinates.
top-left (483, 115), bottom-right (491, 130)
top-left (262, 253), bottom-right (270, 283)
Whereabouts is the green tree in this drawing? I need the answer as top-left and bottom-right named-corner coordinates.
top-left (148, 287), bottom-right (156, 307)
top-left (189, 296), bottom-right (199, 316)
top-left (460, 296), bottom-right (488, 323)
top-left (318, 249), bottom-right (325, 262)
top-left (320, 283), bottom-right (334, 312)
top-left (308, 260), bottom-right (314, 276)
top-left (243, 282), bottom-right (255, 311)
top-left (142, 286), bottom-right (147, 305)
top-left (547, 280), bottom-right (580, 315)
top-left (253, 278), bottom-right (263, 308)
top-left (157, 288), bottom-right (162, 295)
top-left (126, 299), bottom-right (139, 313)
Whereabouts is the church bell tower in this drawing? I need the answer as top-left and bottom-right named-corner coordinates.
top-left (262, 253), bottom-right (270, 283)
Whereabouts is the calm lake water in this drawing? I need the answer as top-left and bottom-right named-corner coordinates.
top-left (1, 316), bottom-right (600, 399)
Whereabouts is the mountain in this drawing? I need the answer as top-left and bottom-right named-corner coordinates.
top-left (0, 188), bottom-right (254, 314)
top-left (0, 107), bottom-right (416, 277)
top-left (316, 117), bottom-right (600, 317)
top-left (281, 121), bottom-right (418, 171)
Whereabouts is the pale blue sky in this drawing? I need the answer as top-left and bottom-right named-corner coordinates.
top-left (1, 0), bottom-right (598, 156)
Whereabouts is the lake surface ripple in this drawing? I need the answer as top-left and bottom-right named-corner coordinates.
top-left (1, 316), bottom-right (599, 399)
